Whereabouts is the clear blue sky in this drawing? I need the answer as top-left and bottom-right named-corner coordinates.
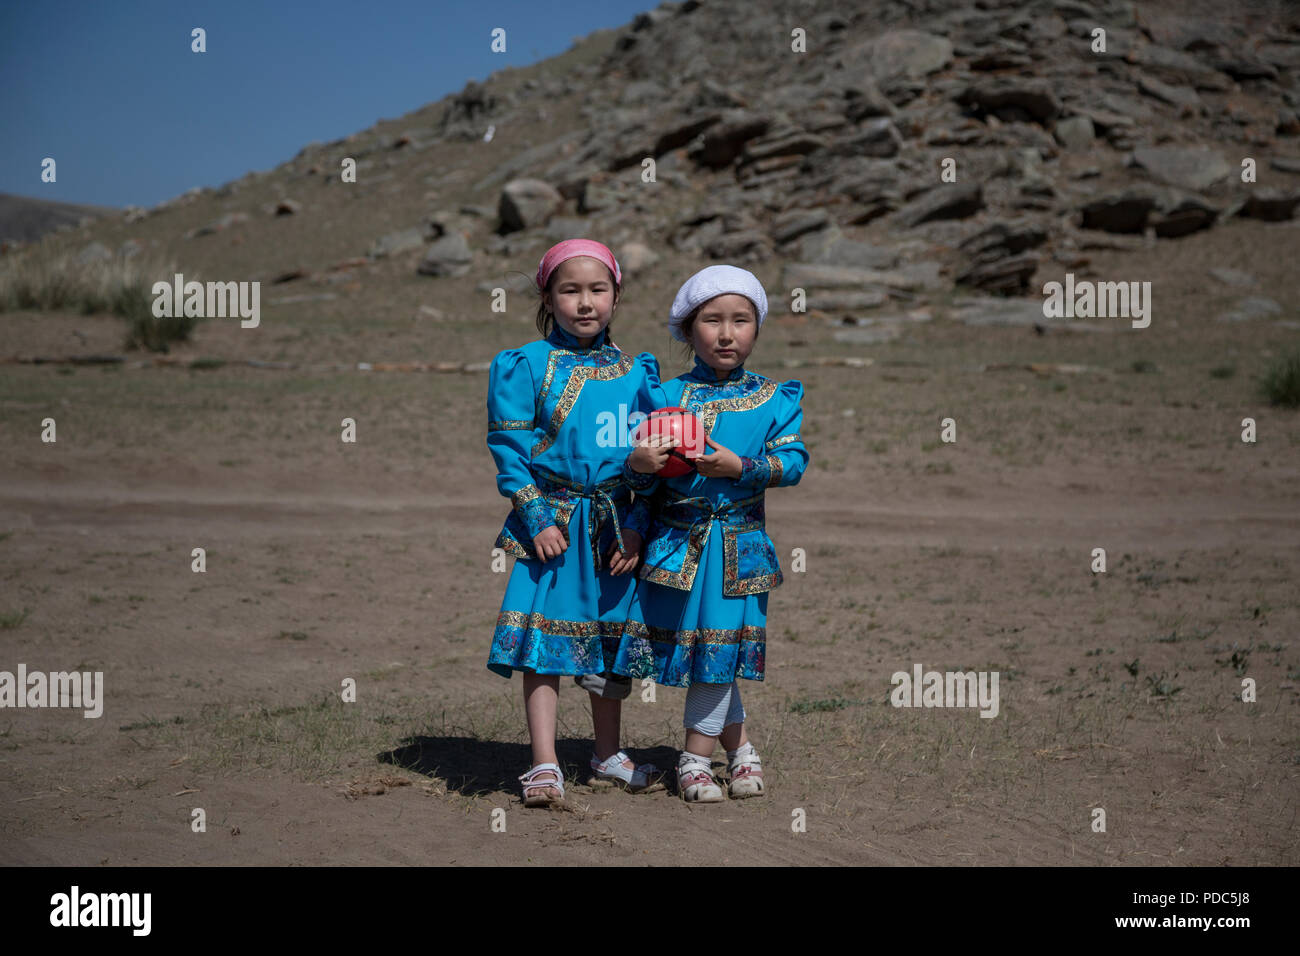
top-left (0, 0), bottom-right (658, 209)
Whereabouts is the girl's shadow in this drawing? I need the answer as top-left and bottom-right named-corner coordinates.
top-left (378, 736), bottom-right (679, 796)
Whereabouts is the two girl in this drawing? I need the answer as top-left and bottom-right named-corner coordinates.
top-left (487, 244), bottom-right (807, 808)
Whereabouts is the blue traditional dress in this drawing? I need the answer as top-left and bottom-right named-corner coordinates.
top-left (486, 323), bottom-right (665, 678)
top-left (608, 355), bottom-right (809, 687)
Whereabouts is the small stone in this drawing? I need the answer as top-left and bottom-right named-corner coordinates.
top-left (1217, 297), bottom-right (1282, 322)
top-left (1054, 115), bottom-right (1095, 150)
top-left (1240, 189), bottom-right (1300, 222)
top-left (1207, 268), bottom-right (1259, 288)
top-left (368, 227), bottom-right (426, 259)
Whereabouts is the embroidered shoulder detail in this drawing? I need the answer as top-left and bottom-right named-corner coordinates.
top-left (532, 353), bottom-right (635, 456)
top-left (679, 375), bottom-right (778, 436)
top-left (489, 419), bottom-right (533, 431)
top-left (765, 433), bottom-right (800, 450)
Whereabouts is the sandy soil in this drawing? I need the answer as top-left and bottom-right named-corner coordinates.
top-left (2, 185), bottom-right (1298, 867)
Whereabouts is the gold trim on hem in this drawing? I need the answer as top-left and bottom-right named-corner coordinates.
top-left (620, 618), bottom-right (766, 646)
top-left (496, 609), bottom-right (626, 638)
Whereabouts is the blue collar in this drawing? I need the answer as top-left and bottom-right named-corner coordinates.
top-left (689, 353), bottom-right (746, 382)
top-left (547, 323), bottom-right (609, 351)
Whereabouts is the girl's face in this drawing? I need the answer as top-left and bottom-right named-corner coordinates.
top-left (690, 294), bottom-right (756, 376)
top-left (544, 256), bottom-right (618, 345)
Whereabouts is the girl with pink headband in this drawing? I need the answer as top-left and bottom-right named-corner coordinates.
top-left (486, 238), bottom-right (667, 806)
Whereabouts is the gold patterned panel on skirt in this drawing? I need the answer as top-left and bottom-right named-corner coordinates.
top-left (497, 609), bottom-right (627, 637)
top-left (620, 618), bottom-right (766, 646)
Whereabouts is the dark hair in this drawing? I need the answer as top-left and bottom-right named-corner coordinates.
top-left (534, 263), bottom-right (622, 338)
top-left (676, 296), bottom-right (759, 363)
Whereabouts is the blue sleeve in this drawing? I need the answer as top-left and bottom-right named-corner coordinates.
top-left (486, 348), bottom-right (556, 539)
top-left (736, 379), bottom-right (808, 489)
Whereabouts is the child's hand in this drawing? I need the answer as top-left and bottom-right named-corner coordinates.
top-left (605, 529), bottom-right (643, 575)
top-left (532, 525), bottom-right (567, 561)
top-left (628, 434), bottom-right (678, 474)
top-left (696, 436), bottom-right (743, 479)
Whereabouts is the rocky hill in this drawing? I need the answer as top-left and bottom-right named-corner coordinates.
top-left (11, 0), bottom-right (1300, 355)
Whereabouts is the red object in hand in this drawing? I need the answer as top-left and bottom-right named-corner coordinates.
top-left (633, 406), bottom-right (705, 477)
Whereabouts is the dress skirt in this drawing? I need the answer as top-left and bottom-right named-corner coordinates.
top-left (488, 499), bottom-right (638, 678)
top-left (607, 532), bottom-right (768, 688)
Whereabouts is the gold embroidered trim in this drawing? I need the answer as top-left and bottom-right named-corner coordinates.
top-left (533, 345), bottom-right (621, 420)
top-left (532, 353), bottom-right (635, 457)
top-left (638, 522), bottom-right (708, 591)
top-left (495, 535), bottom-right (530, 559)
top-left (497, 609), bottom-right (626, 638)
top-left (721, 525), bottom-right (783, 595)
top-left (765, 433), bottom-right (800, 450)
top-left (511, 484), bottom-right (542, 508)
top-left (679, 377), bottom-right (778, 436)
top-left (766, 454), bottom-right (783, 487)
top-left (620, 618), bottom-right (766, 646)
top-left (638, 491), bottom-right (767, 591)
top-left (489, 419), bottom-right (533, 432)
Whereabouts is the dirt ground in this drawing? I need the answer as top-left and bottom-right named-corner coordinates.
top-left (2, 204), bottom-right (1298, 866)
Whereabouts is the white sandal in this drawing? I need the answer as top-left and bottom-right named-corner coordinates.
top-left (519, 762), bottom-right (564, 807)
top-left (727, 744), bottom-right (764, 799)
top-left (676, 753), bottom-right (724, 803)
top-left (590, 750), bottom-right (660, 791)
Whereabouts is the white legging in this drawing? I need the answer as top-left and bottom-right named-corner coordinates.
top-left (683, 680), bottom-right (746, 737)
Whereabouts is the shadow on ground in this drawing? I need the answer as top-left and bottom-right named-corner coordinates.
top-left (379, 736), bottom-right (681, 795)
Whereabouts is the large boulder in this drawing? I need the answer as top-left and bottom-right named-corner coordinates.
top-left (850, 30), bottom-right (953, 81)
top-left (691, 111), bottom-right (771, 168)
top-left (1130, 146), bottom-right (1231, 191)
top-left (1079, 189), bottom-right (1160, 233)
top-left (957, 79), bottom-right (1061, 124)
top-left (417, 234), bottom-right (473, 277)
top-left (895, 183), bottom-right (984, 228)
top-left (498, 179), bottom-right (563, 234)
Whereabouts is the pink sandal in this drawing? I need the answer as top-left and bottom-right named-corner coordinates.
top-left (727, 744), bottom-right (764, 799)
top-left (676, 753), bottom-right (724, 803)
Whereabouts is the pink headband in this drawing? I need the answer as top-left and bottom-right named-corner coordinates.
top-left (536, 239), bottom-right (622, 291)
